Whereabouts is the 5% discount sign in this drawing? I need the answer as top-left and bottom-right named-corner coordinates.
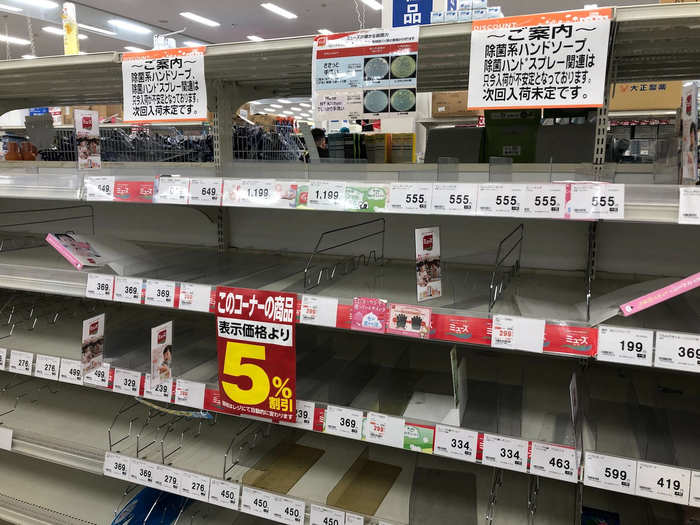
top-left (215, 288), bottom-right (297, 423)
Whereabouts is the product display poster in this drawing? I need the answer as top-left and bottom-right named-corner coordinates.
top-left (387, 303), bottom-right (431, 339)
top-left (216, 287), bottom-right (297, 422)
top-left (74, 109), bottom-right (101, 170)
top-left (46, 233), bottom-right (105, 270)
top-left (82, 313), bottom-right (105, 375)
top-left (351, 296), bottom-right (388, 334)
top-left (150, 321), bottom-right (173, 387)
top-left (415, 226), bottom-right (442, 302)
top-left (312, 27), bottom-right (419, 121)
top-left (681, 82), bottom-right (699, 182)
top-left (122, 46), bottom-right (208, 123)
top-left (468, 9), bottom-right (612, 110)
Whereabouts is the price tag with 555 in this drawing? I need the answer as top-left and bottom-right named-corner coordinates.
top-left (530, 442), bottom-right (578, 483)
top-left (636, 461), bottom-right (690, 504)
top-left (482, 434), bottom-right (528, 473)
top-left (34, 354), bottom-right (60, 380)
top-left (103, 452), bottom-right (130, 480)
top-left (85, 176), bottom-right (115, 201)
top-left (389, 183), bottom-right (433, 212)
top-left (434, 425), bottom-right (478, 462)
top-left (179, 471), bottom-right (210, 503)
top-left (59, 358), bottom-right (83, 384)
top-left (310, 505), bottom-right (345, 525)
top-left (113, 369), bottom-right (141, 396)
top-left (209, 479), bottom-right (240, 511)
top-left (238, 179), bottom-right (278, 207)
top-left (114, 276), bottom-right (143, 304)
top-left (325, 405), bottom-right (363, 440)
top-left (654, 331), bottom-right (700, 373)
top-left (241, 487), bottom-right (272, 518)
top-left (477, 184), bottom-right (526, 217)
top-left (597, 326), bottom-right (654, 367)
top-left (189, 178), bottom-right (222, 206)
top-left (523, 184), bottom-right (566, 219)
top-left (308, 180), bottom-right (347, 210)
top-left (583, 452), bottom-right (636, 495)
top-left (431, 183), bottom-right (478, 215)
top-left (272, 495), bottom-right (305, 525)
top-left (85, 273), bottom-right (114, 301)
top-left (144, 280), bottom-right (176, 308)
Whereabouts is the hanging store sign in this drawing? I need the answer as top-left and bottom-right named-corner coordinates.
top-left (122, 47), bottom-right (208, 123)
top-left (681, 82), bottom-right (698, 183)
top-left (468, 9), bottom-right (613, 110)
top-left (216, 287), bottom-right (297, 422)
top-left (312, 27), bottom-right (419, 121)
top-left (74, 109), bottom-right (101, 170)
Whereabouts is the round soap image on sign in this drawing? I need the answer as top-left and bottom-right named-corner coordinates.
top-left (364, 90), bottom-right (389, 114)
top-left (390, 88), bottom-right (416, 112)
top-left (364, 56), bottom-right (390, 80)
top-left (390, 54), bottom-right (417, 79)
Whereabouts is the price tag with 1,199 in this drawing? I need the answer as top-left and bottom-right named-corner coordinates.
top-left (84, 175), bottom-right (115, 201)
top-left (9, 350), bottom-right (33, 376)
top-left (481, 434), bottom-right (529, 473)
top-left (189, 178), bottom-right (222, 206)
top-left (59, 358), bottom-right (83, 384)
top-left (238, 179), bottom-right (278, 207)
top-left (114, 276), bottom-right (143, 304)
top-left (308, 180), bottom-right (347, 210)
top-left (597, 325), bottom-right (654, 367)
top-left (209, 479), bottom-right (240, 511)
top-left (84, 363), bottom-right (110, 387)
top-left (113, 368), bottom-right (141, 396)
top-left (85, 273), bottom-right (114, 301)
top-left (431, 183), bottom-right (478, 215)
top-left (636, 461), bottom-right (690, 504)
top-left (477, 183), bottom-right (526, 217)
top-left (325, 405), bottom-right (363, 440)
top-left (654, 331), bottom-right (700, 373)
top-left (240, 486), bottom-right (272, 519)
top-left (529, 442), bottom-right (577, 483)
top-left (434, 424), bottom-right (478, 462)
top-left (280, 399), bottom-right (315, 431)
top-left (179, 471), bottom-right (210, 503)
top-left (272, 495), bottom-right (305, 525)
top-left (583, 452), bottom-right (636, 495)
top-left (34, 354), bottom-right (60, 380)
top-left (144, 279), bottom-right (176, 308)
top-left (389, 182), bottom-right (433, 212)
top-left (103, 452), bottom-right (130, 480)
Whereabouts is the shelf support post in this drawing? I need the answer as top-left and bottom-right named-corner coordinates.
top-left (592, 19), bottom-right (618, 181)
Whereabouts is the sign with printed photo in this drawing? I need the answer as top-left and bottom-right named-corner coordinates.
top-left (387, 303), bottom-right (431, 339)
top-left (216, 288), bottom-right (297, 422)
top-left (312, 27), bottom-right (419, 121)
top-left (82, 313), bottom-right (105, 375)
top-left (468, 9), bottom-right (612, 110)
top-left (150, 321), bottom-right (173, 387)
top-left (74, 109), bottom-right (101, 170)
top-left (415, 226), bottom-right (442, 302)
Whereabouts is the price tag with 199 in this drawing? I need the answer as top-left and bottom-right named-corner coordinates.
top-left (597, 326), bottom-right (654, 367)
top-left (85, 273), bottom-right (114, 301)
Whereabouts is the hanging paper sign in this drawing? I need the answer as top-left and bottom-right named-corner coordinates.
top-left (468, 9), bottom-right (613, 110)
top-left (150, 321), bottom-right (173, 388)
top-left (216, 287), bottom-right (297, 422)
top-left (312, 27), bottom-right (419, 121)
top-left (681, 82), bottom-right (699, 183)
top-left (82, 314), bottom-right (105, 375)
top-left (415, 227), bottom-right (442, 302)
top-left (75, 109), bottom-right (101, 170)
top-left (122, 47), bottom-right (208, 123)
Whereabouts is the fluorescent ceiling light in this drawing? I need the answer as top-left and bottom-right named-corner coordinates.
top-left (0, 34), bottom-right (31, 46)
top-left (278, 99), bottom-right (292, 104)
top-left (0, 3), bottom-right (22, 12)
top-left (318, 29), bottom-right (333, 35)
top-left (124, 46), bottom-right (146, 52)
top-left (270, 104), bottom-right (283, 108)
top-left (300, 103), bottom-right (311, 108)
top-left (43, 26), bottom-right (87, 39)
top-left (247, 35), bottom-right (264, 42)
top-left (290, 106), bottom-right (302, 111)
top-left (359, 0), bottom-right (383, 10)
top-left (180, 11), bottom-right (220, 27)
top-left (108, 19), bottom-right (152, 34)
top-left (263, 107), bottom-right (276, 113)
top-left (21, 54), bottom-right (36, 59)
top-left (183, 40), bottom-right (205, 47)
top-left (283, 111), bottom-right (294, 115)
top-left (78, 23), bottom-right (116, 36)
top-left (13, 0), bottom-right (57, 8)
top-left (261, 3), bottom-right (297, 19)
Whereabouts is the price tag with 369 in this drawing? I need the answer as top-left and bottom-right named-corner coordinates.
top-left (481, 434), bottom-right (528, 473)
top-left (144, 280), bottom-right (176, 308)
top-left (114, 276), bottom-right (143, 304)
top-left (130, 458), bottom-right (157, 488)
top-left (597, 326), bottom-right (654, 367)
top-left (389, 183), bottom-right (433, 212)
top-left (654, 331), bottom-right (700, 373)
top-left (85, 273), bottom-right (114, 301)
top-left (325, 405), bottom-right (363, 440)
top-left (584, 452), bottom-right (636, 495)
top-left (434, 425), bottom-right (478, 462)
top-left (209, 479), bottom-right (240, 511)
top-left (103, 452), bottom-right (130, 480)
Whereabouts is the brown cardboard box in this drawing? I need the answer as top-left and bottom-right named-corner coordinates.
top-left (609, 81), bottom-right (683, 111)
top-left (105, 104), bottom-right (123, 123)
top-left (431, 91), bottom-right (484, 118)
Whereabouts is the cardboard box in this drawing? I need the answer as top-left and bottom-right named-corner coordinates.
top-left (610, 81), bottom-right (683, 111)
top-left (432, 91), bottom-right (484, 118)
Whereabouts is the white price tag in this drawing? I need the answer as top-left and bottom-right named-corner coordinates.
top-left (59, 358), bottom-right (83, 384)
top-left (679, 187), bottom-right (700, 225)
top-left (325, 405), bottom-right (363, 440)
top-left (33, 354), bottom-right (60, 380)
top-left (434, 425), bottom-right (478, 462)
top-left (309, 180), bottom-right (347, 210)
top-left (300, 295), bottom-right (338, 328)
top-left (0, 348), bottom-right (7, 370)
top-left (654, 331), bottom-right (700, 373)
top-left (597, 326), bottom-right (654, 367)
top-left (114, 276), bottom-right (143, 304)
top-left (568, 183), bottom-right (625, 220)
top-left (636, 461), bottom-right (690, 504)
top-left (113, 369), bottom-right (141, 396)
top-left (178, 283), bottom-right (212, 313)
top-left (0, 427), bottom-right (11, 451)
top-left (481, 434), bottom-right (528, 472)
top-left (130, 458), bottom-right (157, 488)
top-left (530, 443), bottom-right (578, 483)
top-left (84, 363), bottom-right (110, 387)
top-left (238, 179), bottom-right (278, 207)
top-left (281, 399), bottom-right (315, 431)
top-left (103, 452), bottom-right (130, 480)
top-left (345, 514), bottom-right (363, 525)
top-left (491, 315), bottom-right (545, 354)
top-left (180, 471), bottom-right (210, 502)
top-left (144, 279), bottom-right (176, 308)
top-left (153, 464), bottom-right (181, 494)
top-left (388, 182), bottom-right (433, 212)
top-left (85, 175), bottom-right (115, 201)
top-left (310, 505), bottom-right (345, 525)
top-left (189, 178), bottom-right (222, 206)
top-left (175, 379), bottom-right (205, 409)
top-left (144, 374), bottom-right (172, 402)
top-left (364, 412), bottom-right (404, 448)
top-left (583, 452), bottom-right (636, 495)
top-left (155, 176), bottom-right (190, 204)
top-left (431, 183), bottom-right (478, 215)
top-left (8, 350), bottom-right (32, 376)
top-left (690, 471), bottom-right (700, 508)
top-left (85, 273), bottom-right (114, 301)
top-left (522, 184), bottom-right (566, 219)
top-left (477, 183), bottom-right (526, 217)
top-left (209, 479), bottom-right (241, 511)
top-left (271, 495), bottom-right (305, 525)
top-left (241, 487), bottom-right (273, 519)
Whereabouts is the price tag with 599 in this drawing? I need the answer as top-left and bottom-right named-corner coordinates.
top-left (144, 280), bottom-right (176, 308)
top-left (189, 178), bottom-right (222, 206)
top-left (530, 442), bottom-right (577, 483)
top-left (389, 183), bottom-right (433, 212)
top-left (636, 461), bottom-right (690, 504)
top-left (325, 405), bottom-right (363, 440)
top-left (434, 425), bottom-right (478, 462)
top-left (583, 452), bottom-right (636, 495)
top-left (481, 434), bottom-right (528, 473)
top-left (431, 183), bottom-right (478, 215)
top-left (597, 326), bottom-right (654, 367)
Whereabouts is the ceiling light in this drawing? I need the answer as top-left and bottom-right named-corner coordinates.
top-left (300, 103), bottom-right (311, 108)
top-left (283, 111), bottom-right (294, 115)
top-left (43, 26), bottom-right (87, 39)
top-left (78, 23), bottom-right (116, 36)
top-left (270, 104), bottom-right (283, 108)
top-left (278, 99), bottom-right (292, 104)
top-left (290, 106), bottom-right (302, 111)
top-left (300, 112), bottom-right (310, 117)
top-left (124, 46), bottom-right (146, 52)
top-left (21, 54), bottom-right (36, 59)
top-left (180, 11), bottom-right (220, 27)
top-left (359, 0), bottom-right (383, 10)
top-left (183, 40), bottom-right (205, 47)
top-left (12, 0), bottom-right (57, 8)
top-left (247, 35), bottom-right (264, 42)
top-left (318, 29), bottom-right (333, 35)
top-left (0, 34), bottom-right (31, 46)
top-left (0, 3), bottom-right (22, 13)
top-left (261, 3), bottom-right (297, 19)
top-left (108, 19), bottom-right (152, 34)
top-left (263, 107), bottom-right (276, 113)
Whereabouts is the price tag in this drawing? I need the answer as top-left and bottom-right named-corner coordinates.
top-left (9, 350), bottom-right (33, 376)
top-left (144, 374), bottom-right (172, 402)
top-left (189, 178), bottom-right (222, 206)
top-left (388, 182), bottom-right (433, 212)
top-left (434, 425), bottom-right (478, 462)
top-left (568, 183), bottom-right (625, 220)
top-left (85, 273), bottom-right (114, 301)
top-left (477, 183), bottom-right (526, 217)
top-left (300, 295), bottom-right (339, 328)
top-left (310, 505), bottom-right (344, 525)
top-left (679, 187), bottom-right (700, 225)
top-left (308, 180), bottom-right (347, 210)
top-left (431, 183), bottom-right (478, 215)
top-left (481, 434), bottom-right (528, 472)
top-left (522, 184), bottom-right (566, 219)
top-left (654, 331), bottom-right (700, 373)
top-left (272, 495), bottom-right (305, 525)
top-left (113, 369), bottom-right (141, 396)
top-left (635, 461), bottom-right (690, 504)
top-left (175, 379), bottom-right (206, 409)
top-left (178, 283), bottom-right (212, 313)
top-left (153, 464), bottom-right (181, 494)
top-left (59, 358), bottom-right (83, 384)
top-left (241, 487), bottom-right (273, 519)
top-left (209, 479), bottom-right (241, 511)
top-left (0, 348), bottom-right (7, 370)
top-left (583, 452), bottom-right (636, 495)
top-left (0, 427), bottom-right (10, 451)
top-left (530, 442), bottom-right (577, 483)
top-left (155, 176), bottom-right (190, 204)
top-left (690, 471), bottom-right (700, 508)
top-left (85, 175), bottom-right (115, 201)
top-left (144, 279), bottom-right (176, 308)
top-left (103, 452), bottom-right (130, 480)
top-left (345, 514), bottom-right (363, 525)
top-left (281, 399), bottom-right (315, 431)
top-left (238, 179), bottom-right (278, 207)
top-left (597, 326), bottom-right (654, 367)
top-left (491, 315), bottom-right (545, 354)
top-left (364, 412), bottom-right (405, 448)
top-left (325, 405), bottom-right (363, 440)
top-left (130, 458), bottom-right (157, 488)
top-left (84, 363), bottom-right (110, 387)
top-left (180, 471), bottom-right (210, 502)
top-left (33, 354), bottom-right (60, 380)
top-left (114, 276), bottom-right (143, 304)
